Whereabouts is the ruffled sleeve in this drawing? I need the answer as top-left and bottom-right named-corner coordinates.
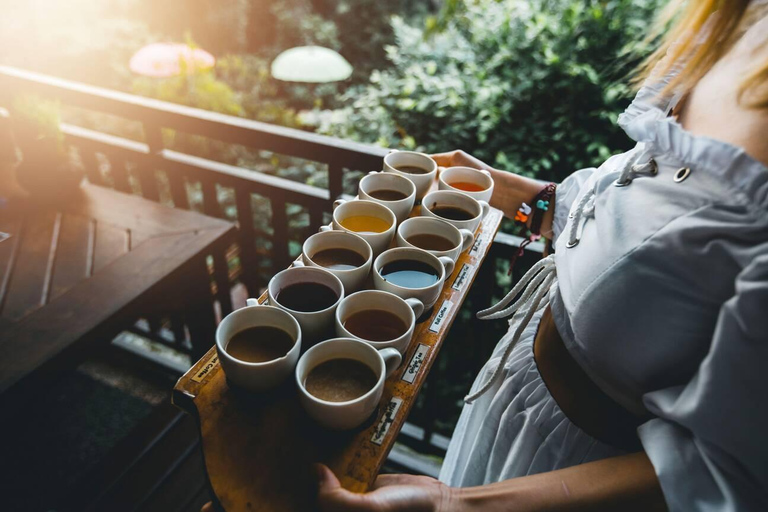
top-left (551, 167), bottom-right (595, 242)
top-left (638, 244), bottom-right (768, 511)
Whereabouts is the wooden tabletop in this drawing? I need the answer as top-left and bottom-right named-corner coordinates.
top-left (0, 183), bottom-right (236, 397)
top-left (173, 202), bottom-right (503, 512)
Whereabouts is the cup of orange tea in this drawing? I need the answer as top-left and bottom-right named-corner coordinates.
top-left (322, 199), bottom-right (396, 256)
top-left (438, 166), bottom-right (494, 203)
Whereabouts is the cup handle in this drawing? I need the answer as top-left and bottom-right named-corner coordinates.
top-left (332, 198), bottom-right (347, 209)
top-left (478, 200), bottom-right (490, 219)
top-left (319, 225), bottom-right (333, 233)
top-left (459, 229), bottom-right (474, 252)
top-left (480, 170), bottom-right (491, 178)
top-left (379, 347), bottom-right (402, 378)
top-left (405, 298), bottom-right (425, 319)
top-left (246, 298), bottom-right (260, 307)
top-left (438, 256), bottom-right (455, 278)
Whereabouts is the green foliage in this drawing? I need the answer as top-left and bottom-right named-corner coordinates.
top-left (321, 0), bottom-right (660, 182)
top-left (10, 94), bottom-right (65, 155)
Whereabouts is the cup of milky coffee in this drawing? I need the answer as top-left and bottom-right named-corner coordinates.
top-left (373, 247), bottom-right (454, 310)
top-left (438, 166), bottom-right (494, 203)
top-left (421, 190), bottom-right (490, 233)
top-left (295, 337), bottom-right (401, 430)
top-left (295, 230), bottom-right (372, 293)
top-left (267, 266), bottom-right (344, 345)
top-left (359, 171), bottom-right (416, 223)
top-left (323, 199), bottom-right (396, 256)
top-left (216, 305), bottom-right (301, 392)
top-left (396, 217), bottom-right (474, 263)
top-left (335, 290), bottom-right (423, 354)
top-left (383, 151), bottom-right (438, 200)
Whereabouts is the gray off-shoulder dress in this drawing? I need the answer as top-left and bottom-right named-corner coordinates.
top-left (439, 12), bottom-right (768, 512)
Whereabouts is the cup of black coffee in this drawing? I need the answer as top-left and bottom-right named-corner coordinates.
top-left (267, 266), bottom-right (344, 345)
top-left (216, 305), bottom-right (302, 392)
top-left (420, 190), bottom-right (490, 233)
top-left (372, 247), bottom-right (455, 310)
top-left (296, 230), bottom-right (372, 293)
top-left (335, 290), bottom-right (423, 354)
top-left (295, 337), bottom-right (401, 430)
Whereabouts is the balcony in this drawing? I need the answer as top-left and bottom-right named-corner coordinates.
top-left (0, 65), bottom-right (542, 511)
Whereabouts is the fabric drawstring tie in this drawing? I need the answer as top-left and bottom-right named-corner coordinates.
top-left (466, 255), bottom-right (557, 403)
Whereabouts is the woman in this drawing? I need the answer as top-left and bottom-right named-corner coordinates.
top-left (314, 0), bottom-right (768, 510)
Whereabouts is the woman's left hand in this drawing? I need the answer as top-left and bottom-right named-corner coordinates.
top-left (316, 464), bottom-right (457, 512)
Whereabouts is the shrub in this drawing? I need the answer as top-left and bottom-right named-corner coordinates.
top-left (320, 0), bottom-right (660, 182)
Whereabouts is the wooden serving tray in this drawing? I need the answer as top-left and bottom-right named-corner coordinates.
top-left (173, 202), bottom-right (503, 512)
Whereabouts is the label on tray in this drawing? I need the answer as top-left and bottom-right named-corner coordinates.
top-left (451, 263), bottom-right (473, 291)
top-left (191, 353), bottom-right (219, 383)
top-left (402, 344), bottom-right (430, 384)
top-left (470, 232), bottom-right (487, 254)
top-left (428, 299), bottom-right (454, 334)
top-left (371, 397), bottom-right (404, 446)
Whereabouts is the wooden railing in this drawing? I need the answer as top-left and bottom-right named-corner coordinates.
top-left (0, 66), bottom-right (543, 459)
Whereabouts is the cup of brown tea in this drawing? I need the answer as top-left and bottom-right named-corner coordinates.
top-left (396, 217), bottom-right (474, 263)
top-left (267, 266), bottom-right (344, 345)
top-left (295, 337), bottom-right (401, 430)
top-left (325, 199), bottom-right (396, 256)
top-left (295, 230), bottom-right (372, 293)
top-left (216, 305), bottom-right (302, 392)
top-left (382, 151), bottom-right (438, 200)
top-left (359, 171), bottom-right (416, 223)
top-left (373, 247), bottom-right (455, 310)
top-left (335, 290), bottom-right (423, 354)
top-left (421, 190), bottom-right (490, 233)
top-left (438, 166), bottom-right (494, 203)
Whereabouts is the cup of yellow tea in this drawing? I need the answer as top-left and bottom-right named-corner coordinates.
top-left (438, 166), bottom-right (494, 203)
top-left (216, 305), bottom-right (302, 392)
top-left (323, 199), bottom-right (396, 255)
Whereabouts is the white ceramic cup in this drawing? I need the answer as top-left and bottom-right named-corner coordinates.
top-left (294, 230), bottom-right (372, 293)
top-left (383, 151), bottom-right (438, 200)
top-left (396, 217), bottom-right (473, 263)
top-left (324, 199), bottom-right (396, 256)
top-left (335, 290), bottom-right (424, 354)
top-left (359, 171), bottom-right (416, 223)
top-left (266, 266), bottom-right (344, 345)
top-left (296, 338), bottom-right (401, 430)
top-left (421, 190), bottom-right (490, 233)
top-left (216, 305), bottom-right (302, 392)
top-left (438, 166), bottom-right (494, 203)
top-left (373, 247), bottom-right (454, 310)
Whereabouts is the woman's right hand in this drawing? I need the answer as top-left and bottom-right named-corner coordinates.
top-left (430, 150), bottom-right (494, 172)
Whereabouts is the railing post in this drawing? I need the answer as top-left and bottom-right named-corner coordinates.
top-left (79, 148), bottom-right (104, 186)
top-left (138, 122), bottom-right (162, 202)
top-left (235, 190), bottom-right (259, 295)
top-left (110, 155), bottom-right (131, 193)
top-left (328, 163), bottom-right (344, 203)
top-left (270, 194), bottom-right (290, 272)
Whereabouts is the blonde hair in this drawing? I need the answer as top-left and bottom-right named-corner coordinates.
top-left (636, 0), bottom-right (768, 108)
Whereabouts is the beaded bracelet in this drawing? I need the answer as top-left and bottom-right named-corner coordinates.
top-left (508, 182), bottom-right (557, 275)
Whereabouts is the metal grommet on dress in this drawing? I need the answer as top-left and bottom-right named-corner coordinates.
top-left (566, 238), bottom-right (580, 248)
top-left (673, 167), bottom-right (691, 182)
top-left (614, 178), bottom-right (632, 187)
top-left (648, 159), bottom-right (658, 176)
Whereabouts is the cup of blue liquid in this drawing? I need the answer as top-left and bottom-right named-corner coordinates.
top-left (372, 247), bottom-right (455, 310)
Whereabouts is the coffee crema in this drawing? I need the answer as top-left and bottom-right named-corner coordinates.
top-left (276, 282), bottom-right (338, 312)
top-left (449, 181), bottom-right (487, 192)
top-left (305, 358), bottom-right (378, 402)
top-left (226, 326), bottom-right (294, 363)
top-left (395, 165), bottom-right (430, 175)
top-left (344, 309), bottom-right (408, 342)
top-left (368, 189), bottom-right (408, 201)
top-left (379, 260), bottom-right (440, 288)
top-left (406, 233), bottom-right (456, 252)
top-left (311, 248), bottom-right (366, 271)
top-left (429, 204), bottom-right (475, 221)
top-left (340, 215), bottom-right (391, 234)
